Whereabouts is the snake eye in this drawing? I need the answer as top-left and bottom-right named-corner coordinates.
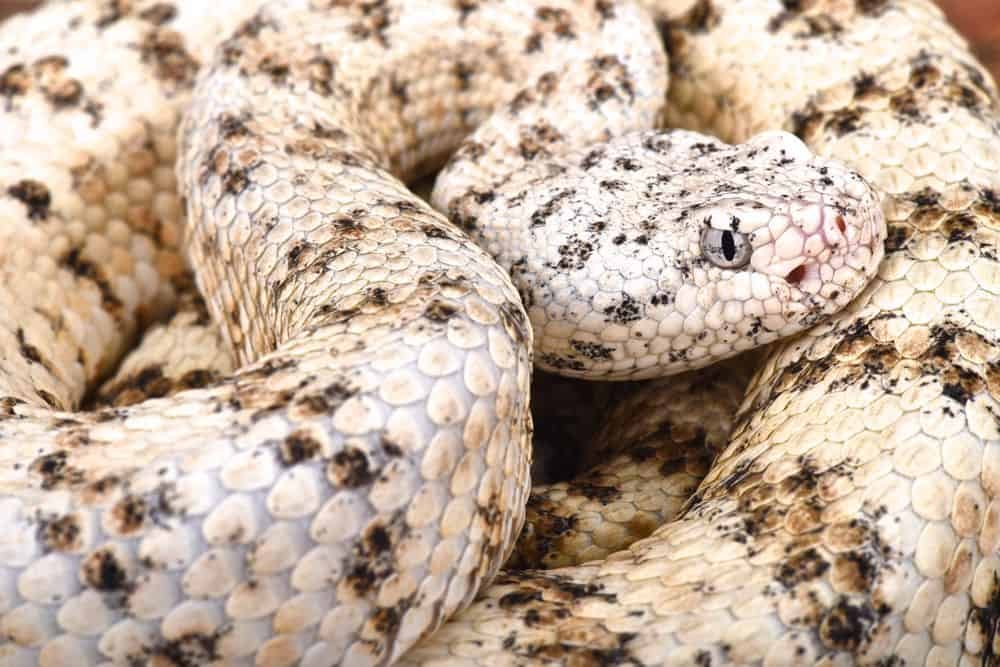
top-left (700, 227), bottom-right (752, 268)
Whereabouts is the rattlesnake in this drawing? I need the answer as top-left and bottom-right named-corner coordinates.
top-left (0, 2), bottom-right (994, 667)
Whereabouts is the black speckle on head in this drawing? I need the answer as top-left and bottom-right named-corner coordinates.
top-left (0, 63), bottom-right (29, 99)
top-left (535, 6), bottom-right (575, 39)
top-left (333, 213), bottom-right (362, 230)
top-left (366, 286), bottom-right (390, 307)
top-left (217, 111), bottom-right (251, 139)
top-left (614, 157), bottom-right (640, 171)
top-left (530, 188), bottom-right (573, 227)
top-left (589, 83), bottom-right (617, 108)
top-left (539, 352), bottom-right (586, 372)
top-left (580, 147), bottom-right (606, 170)
top-left (691, 142), bottom-right (720, 155)
top-left (591, 54), bottom-right (622, 73)
top-left (231, 12), bottom-right (276, 40)
top-left (524, 32), bottom-right (544, 54)
top-left (554, 234), bottom-right (595, 270)
top-left (454, 0), bottom-right (480, 23)
top-left (96, 0), bottom-right (130, 28)
top-left (594, 0), bottom-right (616, 21)
top-left (136, 27), bottom-right (199, 86)
top-left (588, 220), bottom-right (607, 233)
top-left (650, 292), bottom-right (673, 307)
top-left (472, 189), bottom-right (496, 205)
top-left (569, 339), bottom-right (615, 361)
top-left (454, 140), bottom-right (486, 163)
top-left (221, 165), bottom-right (251, 194)
top-left (28, 56), bottom-right (84, 108)
top-left (603, 293), bottom-right (641, 324)
top-left (346, 1), bottom-right (393, 48)
top-left (138, 3), bottom-right (178, 25)
top-left (305, 56), bottom-right (335, 96)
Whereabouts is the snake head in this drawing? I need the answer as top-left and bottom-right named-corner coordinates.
top-left (692, 130), bottom-right (886, 350)
top-left (460, 128), bottom-right (885, 378)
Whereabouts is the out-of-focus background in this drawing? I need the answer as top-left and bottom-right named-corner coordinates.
top-left (0, 1), bottom-right (998, 84)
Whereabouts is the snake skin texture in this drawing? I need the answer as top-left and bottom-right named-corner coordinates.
top-left (0, 1), bottom-right (991, 667)
top-left (401, 0), bottom-right (1000, 665)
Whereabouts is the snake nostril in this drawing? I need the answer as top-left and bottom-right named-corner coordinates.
top-left (785, 265), bottom-right (806, 284)
top-left (836, 216), bottom-right (846, 233)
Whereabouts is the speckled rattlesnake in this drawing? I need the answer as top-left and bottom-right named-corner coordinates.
top-left (0, 1), bottom-right (996, 666)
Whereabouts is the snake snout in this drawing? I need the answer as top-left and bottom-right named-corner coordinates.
top-left (766, 194), bottom-right (883, 310)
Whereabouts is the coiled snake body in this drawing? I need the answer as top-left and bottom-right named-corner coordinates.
top-left (0, 0), bottom-right (995, 666)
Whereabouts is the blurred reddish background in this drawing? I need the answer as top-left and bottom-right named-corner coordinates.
top-left (0, 1), bottom-right (998, 84)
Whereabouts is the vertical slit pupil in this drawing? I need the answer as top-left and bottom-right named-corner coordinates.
top-left (721, 231), bottom-right (736, 261)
